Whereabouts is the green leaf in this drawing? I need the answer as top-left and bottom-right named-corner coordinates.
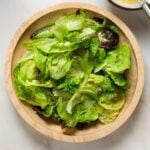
top-left (85, 18), bottom-right (103, 31)
top-left (31, 23), bottom-right (54, 39)
top-left (25, 38), bottom-right (80, 54)
top-left (107, 72), bottom-right (128, 89)
top-left (103, 18), bottom-right (119, 33)
top-left (95, 48), bottom-right (106, 63)
top-left (77, 51), bottom-right (94, 74)
top-left (66, 75), bottom-right (89, 114)
top-left (18, 60), bottom-right (37, 81)
top-left (52, 89), bottom-right (72, 100)
top-left (66, 51), bottom-right (94, 114)
top-left (88, 74), bottom-right (115, 92)
top-left (33, 49), bottom-right (47, 74)
top-left (14, 79), bottom-right (51, 109)
top-left (41, 102), bottom-right (56, 117)
top-left (90, 37), bottom-right (99, 56)
top-left (13, 57), bottom-right (53, 109)
top-left (57, 58), bottom-right (85, 93)
top-left (99, 109), bottom-right (120, 124)
top-left (14, 59), bottom-right (53, 88)
top-left (66, 27), bottom-right (96, 49)
top-left (57, 97), bottom-right (100, 127)
top-left (73, 100), bottom-right (99, 123)
top-left (79, 27), bottom-right (96, 39)
top-left (55, 13), bottom-right (85, 31)
top-left (24, 38), bottom-right (57, 53)
top-left (52, 24), bottom-right (68, 41)
top-left (98, 90), bottom-right (125, 110)
top-left (46, 53), bottom-right (72, 80)
top-left (99, 92), bottom-right (116, 102)
top-left (80, 83), bottom-right (99, 100)
top-left (95, 44), bottom-right (131, 73)
top-left (57, 98), bottom-right (77, 127)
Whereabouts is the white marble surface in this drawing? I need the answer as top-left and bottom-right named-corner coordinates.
top-left (0, 0), bottom-right (150, 149)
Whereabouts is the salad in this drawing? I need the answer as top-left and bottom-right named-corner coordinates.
top-left (13, 10), bottom-right (131, 129)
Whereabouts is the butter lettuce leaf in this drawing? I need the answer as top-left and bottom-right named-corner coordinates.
top-left (31, 23), bottom-right (54, 39)
top-left (98, 90), bottom-right (125, 110)
top-left (99, 109), bottom-right (120, 124)
top-left (95, 44), bottom-right (131, 73)
top-left (24, 38), bottom-right (79, 54)
top-left (14, 59), bottom-right (53, 88)
top-left (13, 53), bottom-right (53, 109)
top-left (46, 53), bottom-right (72, 80)
top-left (107, 72), bottom-right (128, 89)
top-left (90, 37), bottom-right (99, 56)
top-left (57, 58), bottom-right (85, 93)
top-left (66, 51), bottom-right (95, 114)
top-left (55, 13), bottom-right (85, 31)
top-left (87, 74), bottom-right (115, 92)
top-left (57, 98), bottom-right (77, 127)
top-left (41, 102), bottom-right (56, 117)
top-left (33, 49), bottom-right (47, 74)
top-left (73, 100), bottom-right (99, 123)
top-left (57, 97), bottom-right (100, 127)
top-left (14, 78), bottom-right (51, 109)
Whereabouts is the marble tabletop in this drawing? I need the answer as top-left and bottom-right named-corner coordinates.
top-left (1, 0), bottom-right (150, 149)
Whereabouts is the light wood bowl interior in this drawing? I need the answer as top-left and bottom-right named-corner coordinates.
top-left (5, 2), bottom-right (144, 143)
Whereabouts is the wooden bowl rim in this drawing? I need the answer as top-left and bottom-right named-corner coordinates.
top-left (5, 2), bottom-right (144, 143)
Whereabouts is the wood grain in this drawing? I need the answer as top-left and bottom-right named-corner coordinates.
top-left (5, 2), bottom-right (144, 143)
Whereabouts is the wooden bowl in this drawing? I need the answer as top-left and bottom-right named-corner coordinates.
top-left (5, 2), bottom-right (144, 143)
